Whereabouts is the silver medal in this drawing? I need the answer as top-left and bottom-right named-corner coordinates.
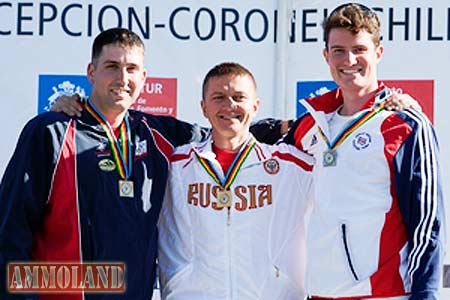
top-left (323, 149), bottom-right (337, 167)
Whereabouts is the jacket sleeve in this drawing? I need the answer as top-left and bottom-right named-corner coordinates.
top-left (283, 112), bottom-right (316, 153)
top-left (145, 114), bottom-right (209, 146)
top-left (0, 116), bottom-right (58, 299)
top-left (392, 110), bottom-right (445, 300)
top-left (152, 115), bottom-right (289, 147)
top-left (158, 161), bottom-right (194, 299)
top-left (249, 118), bottom-right (284, 145)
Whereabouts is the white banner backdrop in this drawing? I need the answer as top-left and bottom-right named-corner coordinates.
top-left (1, 0), bottom-right (449, 296)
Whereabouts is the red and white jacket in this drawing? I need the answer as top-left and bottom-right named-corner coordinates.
top-left (158, 135), bottom-right (314, 300)
top-left (284, 86), bottom-right (445, 300)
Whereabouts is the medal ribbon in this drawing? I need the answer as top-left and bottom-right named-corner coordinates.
top-left (318, 88), bottom-right (391, 150)
top-left (196, 136), bottom-right (256, 190)
top-left (85, 98), bottom-right (132, 179)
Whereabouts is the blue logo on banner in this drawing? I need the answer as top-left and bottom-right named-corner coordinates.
top-left (296, 81), bottom-right (338, 117)
top-left (38, 75), bottom-right (91, 113)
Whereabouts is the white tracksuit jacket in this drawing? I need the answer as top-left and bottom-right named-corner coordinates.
top-left (158, 136), bottom-right (314, 300)
top-left (284, 86), bottom-right (445, 300)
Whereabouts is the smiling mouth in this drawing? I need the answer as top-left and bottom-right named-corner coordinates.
top-left (219, 114), bottom-right (243, 122)
top-left (111, 88), bottom-right (131, 96)
top-left (340, 69), bottom-right (361, 75)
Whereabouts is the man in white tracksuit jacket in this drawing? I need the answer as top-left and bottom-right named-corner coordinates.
top-left (284, 3), bottom-right (445, 300)
top-left (158, 62), bottom-right (314, 300)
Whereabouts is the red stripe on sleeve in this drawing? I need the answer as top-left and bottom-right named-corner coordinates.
top-left (272, 151), bottom-right (313, 172)
top-left (293, 115), bottom-right (315, 151)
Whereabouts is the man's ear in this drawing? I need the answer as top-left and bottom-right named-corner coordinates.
top-left (87, 63), bottom-right (95, 84)
top-left (323, 48), bottom-right (329, 64)
top-left (253, 98), bottom-right (260, 115)
top-left (200, 99), bottom-right (207, 118)
top-left (142, 68), bottom-right (148, 81)
top-left (375, 45), bottom-right (384, 62)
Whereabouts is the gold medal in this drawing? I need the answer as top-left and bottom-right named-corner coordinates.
top-left (119, 180), bottom-right (134, 198)
top-left (216, 190), bottom-right (232, 208)
top-left (323, 149), bottom-right (337, 167)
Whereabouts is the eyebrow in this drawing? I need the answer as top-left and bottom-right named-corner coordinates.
top-left (102, 60), bottom-right (139, 67)
top-left (329, 45), bottom-right (345, 49)
top-left (329, 44), bottom-right (368, 49)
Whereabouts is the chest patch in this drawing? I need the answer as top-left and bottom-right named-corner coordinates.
top-left (95, 141), bottom-right (111, 157)
top-left (352, 132), bottom-right (372, 150)
top-left (135, 140), bottom-right (148, 158)
top-left (98, 158), bottom-right (116, 172)
top-left (263, 158), bottom-right (280, 175)
top-left (310, 134), bottom-right (318, 147)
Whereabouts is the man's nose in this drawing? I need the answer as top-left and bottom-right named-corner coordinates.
top-left (344, 51), bottom-right (358, 64)
top-left (223, 96), bottom-right (238, 108)
top-left (116, 68), bottom-right (129, 84)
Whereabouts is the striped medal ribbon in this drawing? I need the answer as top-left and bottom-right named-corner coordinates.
top-left (196, 136), bottom-right (256, 208)
top-left (318, 88), bottom-right (392, 167)
top-left (85, 98), bottom-right (134, 197)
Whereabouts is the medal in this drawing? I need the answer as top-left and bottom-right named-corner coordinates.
top-left (195, 136), bottom-right (256, 217)
top-left (86, 98), bottom-right (134, 198)
top-left (119, 180), bottom-right (134, 198)
top-left (323, 149), bottom-right (337, 167)
top-left (216, 190), bottom-right (232, 208)
top-left (317, 88), bottom-right (391, 168)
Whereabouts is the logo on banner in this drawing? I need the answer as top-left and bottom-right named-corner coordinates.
top-left (38, 75), bottom-right (91, 113)
top-left (295, 80), bottom-right (434, 122)
top-left (132, 78), bottom-right (177, 117)
top-left (296, 81), bottom-right (338, 117)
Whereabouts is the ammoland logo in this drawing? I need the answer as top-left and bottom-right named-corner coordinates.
top-left (7, 262), bottom-right (125, 293)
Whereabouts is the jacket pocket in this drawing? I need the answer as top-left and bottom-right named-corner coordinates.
top-left (160, 263), bottom-right (193, 298)
top-left (259, 265), bottom-right (304, 300)
top-left (341, 223), bottom-right (359, 281)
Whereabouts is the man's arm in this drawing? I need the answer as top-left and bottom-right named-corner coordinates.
top-left (51, 94), bottom-right (290, 145)
top-left (0, 116), bottom-right (57, 298)
top-left (392, 110), bottom-right (445, 300)
top-left (157, 162), bottom-right (194, 299)
top-left (249, 118), bottom-right (293, 145)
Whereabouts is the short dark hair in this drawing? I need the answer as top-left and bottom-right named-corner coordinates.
top-left (91, 27), bottom-right (145, 64)
top-left (202, 62), bottom-right (257, 99)
top-left (323, 3), bottom-right (381, 48)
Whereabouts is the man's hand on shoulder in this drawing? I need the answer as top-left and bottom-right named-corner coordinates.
top-left (50, 93), bottom-right (84, 117)
top-left (385, 91), bottom-right (422, 112)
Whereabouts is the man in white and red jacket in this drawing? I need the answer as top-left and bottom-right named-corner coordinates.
top-left (158, 62), bottom-right (314, 300)
top-left (285, 3), bottom-right (445, 300)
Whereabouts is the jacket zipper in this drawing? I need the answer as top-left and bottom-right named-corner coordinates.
top-left (341, 224), bottom-right (359, 281)
top-left (227, 207), bottom-right (233, 299)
